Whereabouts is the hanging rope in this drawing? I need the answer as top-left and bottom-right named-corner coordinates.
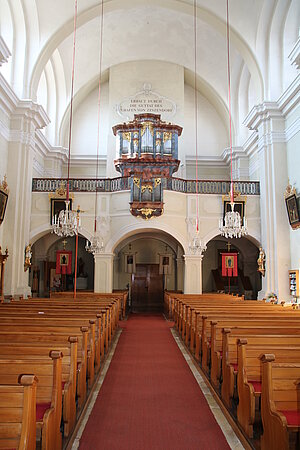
top-left (226, 0), bottom-right (234, 205)
top-left (194, 0), bottom-right (199, 232)
top-left (66, 0), bottom-right (78, 201)
top-left (94, 0), bottom-right (105, 233)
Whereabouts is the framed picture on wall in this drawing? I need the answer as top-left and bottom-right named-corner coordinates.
top-left (50, 198), bottom-right (72, 225)
top-left (124, 253), bottom-right (136, 274)
top-left (223, 200), bottom-right (245, 224)
top-left (285, 194), bottom-right (300, 228)
top-left (0, 189), bottom-right (8, 225)
top-left (159, 254), bottom-right (172, 275)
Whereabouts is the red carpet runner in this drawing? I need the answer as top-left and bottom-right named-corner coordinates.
top-left (79, 315), bottom-right (231, 450)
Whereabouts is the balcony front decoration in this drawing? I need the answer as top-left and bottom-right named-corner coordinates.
top-left (113, 113), bottom-right (182, 220)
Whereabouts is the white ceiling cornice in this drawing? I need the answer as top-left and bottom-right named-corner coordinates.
top-left (243, 101), bottom-right (282, 131)
top-left (289, 36), bottom-right (300, 70)
top-left (244, 74), bottom-right (300, 131)
top-left (0, 73), bottom-right (50, 130)
top-left (277, 74), bottom-right (300, 117)
top-left (0, 36), bottom-right (11, 67)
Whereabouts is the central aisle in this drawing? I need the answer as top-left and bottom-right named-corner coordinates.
top-left (79, 315), bottom-right (231, 450)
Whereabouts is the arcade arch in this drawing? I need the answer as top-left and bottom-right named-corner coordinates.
top-left (112, 230), bottom-right (185, 312)
top-left (202, 235), bottom-right (262, 299)
top-left (29, 233), bottom-right (94, 297)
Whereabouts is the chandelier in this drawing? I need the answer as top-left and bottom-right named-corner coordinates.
top-left (52, 201), bottom-right (80, 237)
top-left (219, 202), bottom-right (248, 238)
top-left (219, 0), bottom-right (248, 239)
top-left (85, 234), bottom-right (104, 254)
top-left (189, 231), bottom-right (207, 255)
top-left (52, 0), bottom-right (80, 237)
top-left (86, 0), bottom-right (104, 254)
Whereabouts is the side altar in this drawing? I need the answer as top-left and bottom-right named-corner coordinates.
top-left (113, 113), bottom-right (182, 220)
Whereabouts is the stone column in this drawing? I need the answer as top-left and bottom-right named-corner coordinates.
top-left (244, 102), bottom-right (290, 300)
top-left (183, 254), bottom-right (203, 294)
top-left (3, 101), bottom-right (49, 297)
top-left (94, 253), bottom-right (114, 293)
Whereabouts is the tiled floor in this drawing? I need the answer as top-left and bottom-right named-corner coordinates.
top-left (71, 324), bottom-right (244, 450)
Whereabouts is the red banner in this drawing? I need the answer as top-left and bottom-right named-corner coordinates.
top-left (56, 251), bottom-right (72, 275)
top-left (221, 253), bottom-right (238, 277)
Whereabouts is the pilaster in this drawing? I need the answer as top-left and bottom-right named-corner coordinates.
top-left (244, 102), bottom-right (290, 300)
top-left (183, 254), bottom-right (203, 294)
top-left (3, 100), bottom-right (49, 296)
top-left (94, 252), bottom-right (114, 293)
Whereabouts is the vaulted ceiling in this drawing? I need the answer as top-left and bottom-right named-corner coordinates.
top-left (0, 0), bottom-right (299, 149)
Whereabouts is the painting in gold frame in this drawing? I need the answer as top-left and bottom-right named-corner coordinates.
top-left (0, 189), bottom-right (8, 226)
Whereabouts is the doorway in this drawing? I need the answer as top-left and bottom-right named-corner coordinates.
top-left (131, 264), bottom-right (163, 312)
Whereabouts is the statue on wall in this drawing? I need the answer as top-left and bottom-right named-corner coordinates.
top-left (257, 247), bottom-right (266, 277)
top-left (24, 244), bottom-right (32, 272)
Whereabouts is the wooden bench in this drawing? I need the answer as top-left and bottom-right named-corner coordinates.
top-left (195, 312), bottom-right (300, 368)
top-left (0, 351), bottom-right (63, 450)
top-left (209, 319), bottom-right (300, 388)
top-left (0, 340), bottom-right (77, 438)
top-left (0, 327), bottom-right (88, 410)
top-left (48, 291), bottom-right (127, 319)
top-left (221, 328), bottom-right (300, 409)
top-left (0, 374), bottom-right (37, 450)
top-left (260, 354), bottom-right (300, 450)
top-left (0, 317), bottom-right (96, 390)
top-left (237, 339), bottom-right (300, 438)
top-left (4, 300), bottom-right (119, 360)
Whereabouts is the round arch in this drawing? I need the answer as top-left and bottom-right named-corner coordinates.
top-left (106, 221), bottom-right (187, 255)
top-left (202, 233), bottom-right (262, 298)
top-left (29, 224), bottom-right (92, 246)
top-left (29, 0), bottom-right (264, 104)
top-left (202, 228), bottom-right (261, 250)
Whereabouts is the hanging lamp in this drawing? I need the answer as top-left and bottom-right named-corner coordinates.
top-left (189, 0), bottom-right (206, 256)
top-left (219, 0), bottom-right (248, 239)
top-left (52, 0), bottom-right (80, 237)
top-left (86, 0), bottom-right (104, 254)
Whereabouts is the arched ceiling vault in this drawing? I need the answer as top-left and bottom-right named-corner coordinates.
top-left (29, 0), bottom-right (264, 107)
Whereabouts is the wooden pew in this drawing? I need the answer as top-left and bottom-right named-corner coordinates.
top-left (0, 351), bottom-right (63, 450)
top-left (237, 339), bottom-right (300, 438)
top-left (209, 319), bottom-right (300, 388)
top-left (260, 354), bottom-right (300, 450)
top-left (0, 328), bottom-right (88, 410)
top-left (3, 300), bottom-right (118, 360)
top-left (0, 374), bottom-right (37, 450)
top-left (0, 317), bottom-right (96, 389)
top-left (48, 291), bottom-right (127, 319)
top-left (199, 310), bottom-right (300, 366)
top-left (221, 328), bottom-right (300, 409)
top-left (0, 340), bottom-right (77, 438)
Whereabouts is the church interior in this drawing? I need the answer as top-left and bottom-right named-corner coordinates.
top-left (0, 0), bottom-right (299, 449)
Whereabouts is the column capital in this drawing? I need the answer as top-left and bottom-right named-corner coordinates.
top-left (11, 100), bottom-right (50, 131)
top-left (93, 252), bottom-right (114, 261)
top-left (244, 102), bottom-right (283, 131)
top-left (183, 253), bottom-right (204, 261)
top-left (0, 73), bottom-right (50, 130)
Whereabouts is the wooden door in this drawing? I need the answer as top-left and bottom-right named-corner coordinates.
top-left (131, 264), bottom-right (163, 312)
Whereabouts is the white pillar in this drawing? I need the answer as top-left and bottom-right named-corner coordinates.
top-left (94, 253), bottom-right (114, 293)
top-left (245, 103), bottom-right (290, 300)
top-left (183, 254), bottom-right (203, 294)
top-left (3, 101), bottom-right (49, 297)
